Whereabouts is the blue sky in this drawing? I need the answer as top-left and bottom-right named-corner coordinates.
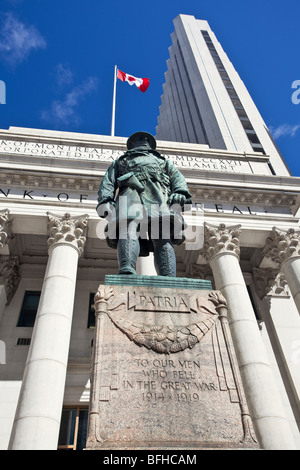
top-left (0, 0), bottom-right (300, 176)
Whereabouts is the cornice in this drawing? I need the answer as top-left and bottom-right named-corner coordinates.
top-left (0, 127), bottom-right (128, 151)
top-left (0, 126), bottom-right (270, 162)
top-left (0, 126), bottom-right (299, 214)
top-left (190, 185), bottom-right (298, 209)
top-left (0, 169), bottom-right (100, 192)
top-left (185, 172), bottom-right (300, 191)
top-left (0, 167), bottom-right (297, 211)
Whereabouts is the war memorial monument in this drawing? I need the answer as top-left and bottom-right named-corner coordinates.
top-left (84, 132), bottom-right (258, 450)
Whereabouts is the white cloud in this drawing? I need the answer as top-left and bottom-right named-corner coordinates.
top-left (55, 64), bottom-right (73, 88)
top-left (269, 123), bottom-right (300, 139)
top-left (41, 76), bottom-right (98, 127)
top-left (0, 12), bottom-right (46, 66)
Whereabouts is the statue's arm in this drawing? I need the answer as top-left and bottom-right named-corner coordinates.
top-left (166, 161), bottom-right (192, 207)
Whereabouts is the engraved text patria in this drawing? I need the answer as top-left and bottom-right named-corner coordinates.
top-left (130, 292), bottom-right (190, 312)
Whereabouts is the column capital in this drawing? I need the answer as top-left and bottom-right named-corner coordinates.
top-left (185, 263), bottom-right (215, 289)
top-left (263, 227), bottom-right (300, 268)
top-left (47, 212), bottom-right (89, 256)
top-left (201, 223), bottom-right (242, 263)
top-left (252, 267), bottom-right (289, 299)
top-left (0, 209), bottom-right (13, 248)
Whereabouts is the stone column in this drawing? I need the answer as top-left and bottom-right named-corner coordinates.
top-left (0, 256), bottom-right (21, 303)
top-left (252, 267), bottom-right (300, 428)
top-left (0, 209), bottom-right (13, 251)
top-left (8, 212), bottom-right (88, 450)
top-left (202, 223), bottom-right (296, 450)
top-left (263, 227), bottom-right (300, 314)
top-left (0, 209), bottom-right (14, 324)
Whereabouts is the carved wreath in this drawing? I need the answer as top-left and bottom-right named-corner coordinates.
top-left (94, 288), bottom-right (226, 354)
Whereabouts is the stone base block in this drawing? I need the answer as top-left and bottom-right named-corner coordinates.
top-left (86, 280), bottom-right (258, 450)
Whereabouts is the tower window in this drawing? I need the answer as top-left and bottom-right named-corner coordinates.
top-left (246, 132), bottom-right (261, 144)
top-left (201, 29), bottom-right (266, 156)
top-left (240, 119), bottom-right (254, 130)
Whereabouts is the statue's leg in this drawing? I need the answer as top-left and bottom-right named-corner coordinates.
top-left (152, 239), bottom-right (176, 277)
top-left (117, 221), bottom-right (140, 275)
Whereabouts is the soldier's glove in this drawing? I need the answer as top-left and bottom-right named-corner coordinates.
top-left (167, 193), bottom-right (186, 207)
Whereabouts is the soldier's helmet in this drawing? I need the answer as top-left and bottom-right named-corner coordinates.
top-left (126, 131), bottom-right (156, 150)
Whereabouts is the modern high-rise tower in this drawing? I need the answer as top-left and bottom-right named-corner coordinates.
top-left (156, 14), bottom-right (289, 176)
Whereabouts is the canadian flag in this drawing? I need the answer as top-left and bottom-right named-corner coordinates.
top-left (117, 69), bottom-right (150, 93)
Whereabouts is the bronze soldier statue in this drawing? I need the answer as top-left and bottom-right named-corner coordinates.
top-left (97, 132), bottom-right (192, 276)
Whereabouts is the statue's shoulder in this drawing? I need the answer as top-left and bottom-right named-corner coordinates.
top-left (118, 148), bottom-right (166, 162)
top-left (152, 150), bottom-right (166, 161)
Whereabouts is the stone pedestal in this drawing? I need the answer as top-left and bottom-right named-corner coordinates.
top-left (86, 277), bottom-right (258, 450)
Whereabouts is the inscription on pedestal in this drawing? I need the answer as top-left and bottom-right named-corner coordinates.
top-left (129, 291), bottom-right (191, 312)
top-left (86, 284), bottom-right (258, 450)
top-left (122, 357), bottom-right (218, 403)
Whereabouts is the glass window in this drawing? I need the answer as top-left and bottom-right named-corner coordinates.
top-left (215, 63), bottom-right (226, 72)
top-left (58, 409), bottom-right (76, 448)
top-left (231, 97), bottom-right (244, 109)
top-left (251, 142), bottom-right (265, 153)
top-left (17, 291), bottom-right (41, 327)
top-left (212, 56), bottom-right (223, 65)
top-left (240, 119), bottom-right (254, 130)
top-left (223, 79), bottom-right (234, 89)
top-left (219, 70), bottom-right (230, 80)
top-left (58, 407), bottom-right (89, 450)
top-left (236, 108), bottom-right (248, 118)
top-left (77, 410), bottom-right (88, 450)
top-left (87, 293), bottom-right (95, 328)
top-left (227, 88), bottom-right (239, 99)
top-left (247, 132), bottom-right (261, 144)
top-left (207, 43), bottom-right (216, 51)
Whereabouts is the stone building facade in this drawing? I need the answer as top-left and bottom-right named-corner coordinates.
top-left (0, 125), bottom-right (299, 449)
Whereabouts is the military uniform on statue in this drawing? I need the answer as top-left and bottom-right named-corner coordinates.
top-left (96, 131), bottom-right (192, 277)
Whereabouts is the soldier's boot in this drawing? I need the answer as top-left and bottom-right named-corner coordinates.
top-left (117, 237), bottom-right (140, 275)
top-left (152, 239), bottom-right (176, 277)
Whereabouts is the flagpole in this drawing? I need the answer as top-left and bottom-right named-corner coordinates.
top-left (111, 65), bottom-right (117, 136)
